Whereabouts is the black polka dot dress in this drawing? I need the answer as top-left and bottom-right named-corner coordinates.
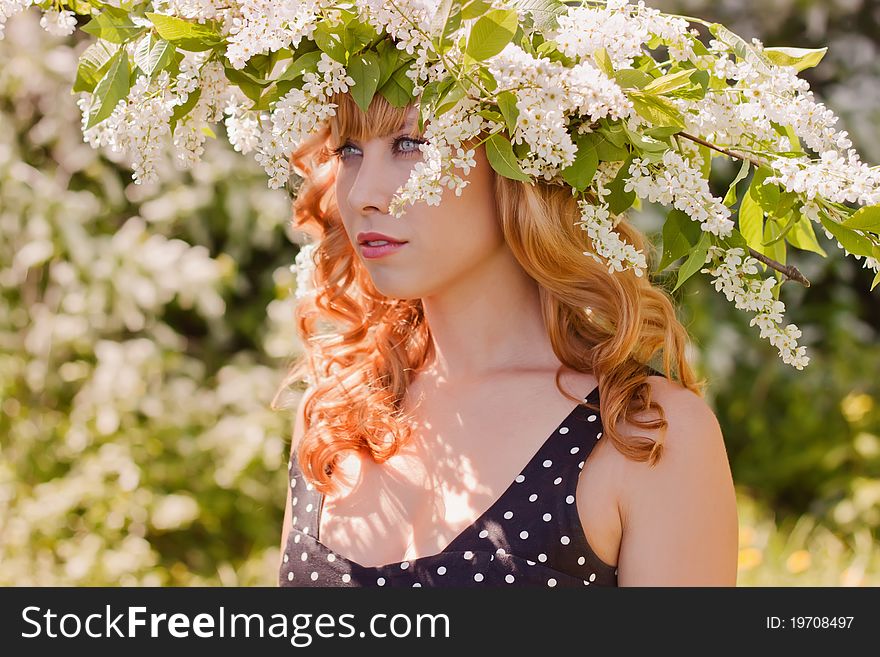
top-left (279, 382), bottom-right (618, 588)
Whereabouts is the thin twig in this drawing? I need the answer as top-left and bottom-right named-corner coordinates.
top-left (679, 131), bottom-right (766, 169)
top-left (747, 247), bottom-right (811, 287)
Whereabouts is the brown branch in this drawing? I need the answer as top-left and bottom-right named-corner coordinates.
top-left (678, 131), bottom-right (766, 169)
top-left (747, 247), bottom-right (811, 287)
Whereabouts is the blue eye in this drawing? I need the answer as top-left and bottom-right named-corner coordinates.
top-left (331, 136), bottom-right (426, 160)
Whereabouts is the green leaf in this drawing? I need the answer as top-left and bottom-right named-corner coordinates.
top-left (275, 50), bottom-right (323, 83)
top-left (82, 7), bottom-right (145, 44)
top-left (461, 0), bottom-right (493, 20)
top-left (764, 46), bottom-right (827, 72)
top-left (642, 68), bottom-right (695, 95)
top-left (509, 0), bottom-right (567, 32)
top-left (738, 182), bottom-right (765, 256)
top-left (723, 159), bottom-right (751, 207)
top-left (819, 214), bottom-right (876, 258)
top-left (74, 40), bottom-right (119, 94)
top-left (169, 88), bottom-right (201, 135)
top-left (347, 51), bottom-right (381, 112)
top-left (466, 8), bottom-right (519, 61)
top-left (86, 48), bottom-right (130, 130)
top-left (560, 133), bottom-right (599, 192)
top-left (763, 217), bottom-right (787, 266)
top-left (594, 131), bottom-right (628, 161)
top-left (841, 205), bottom-right (880, 233)
top-left (628, 91), bottom-right (686, 130)
top-left (593, 47), bottom-right (614, 77)
top-left (146, 12), bottom-right (221, 52)
top-left (485, 133), bottom-right (530, 181)
top-left (134, 35), bottom-right (174, 79)
top-left (673, 231), bottom-right (711, 292)
top-left (658, 208), bottom-right (702, 272)
top-left (496, 91), bottom-right (519, 134)
top-left (615, 69), bottom-right (653, 90)
top-left (606, 155), bottom-right (636, 215)
top-left (430, 0), bottom-right (463, 48)
top-left (378, 61), bottom-right (415, 108)
top-left (709, 23), bottom-right (773, 75)
top-left (787, 212), bottom-right (827, 256)
top-left (872, 270), bottom-right (880, 292)
top-left (343, 18), bottom-right (379, 59)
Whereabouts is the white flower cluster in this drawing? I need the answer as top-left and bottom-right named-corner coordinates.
top-left (576, 198), bottom-right (648, 278)
top-left (0, 0), bottom-right (31, 40)
top-left (764, 150), bottom-right (880, 207)
top-left (79, 71), bottom-right (179, 185)
top-left (172, 56), bottom-right (230, 169)
top-left (39, 8), bottom-right (77, 36)
top-left (701, 246), bottom-right (809, 370)
top-left (708, 37), bottom-right (853, 157)
top-left (625, 150), bottom-right (735, 237)
top-left (291, 241), bottom-right (319, 300)
top-left (223, 97), bottom-right (262, 154)
top-left (225, 0), bottom-right (326, 70)
top-left (486, 42), bottom-right (633, 181)
top-left (255, 53), bottom-right (355, 188)
top-left (552, 0), bottom-right (696, 70)
top-left (388, 95), bottom-right (484, 217)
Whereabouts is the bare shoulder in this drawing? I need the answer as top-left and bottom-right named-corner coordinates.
top-left (615, 374), bottom-right (739, 585)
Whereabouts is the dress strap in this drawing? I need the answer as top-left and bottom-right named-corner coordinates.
top-left (288, 452), bottom-right (322, 538)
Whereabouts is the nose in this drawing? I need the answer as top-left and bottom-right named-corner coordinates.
top-left (345, 150), bottom-right (394, 216)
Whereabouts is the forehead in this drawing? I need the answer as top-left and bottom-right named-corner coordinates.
top-left (328, 92), bottom-right (422, 145)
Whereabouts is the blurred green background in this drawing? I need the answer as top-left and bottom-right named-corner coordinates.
top-left (1, 1), bottom-right (878, 586)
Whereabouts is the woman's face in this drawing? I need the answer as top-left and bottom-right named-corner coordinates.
top-left (332, 105), bottom-right (503, 300)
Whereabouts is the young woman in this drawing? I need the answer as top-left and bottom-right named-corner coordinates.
top-left (274, 90), bottom-right (738, 588)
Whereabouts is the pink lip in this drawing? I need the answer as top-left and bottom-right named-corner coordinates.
top-left (360, 241), bottom-right (408, 259)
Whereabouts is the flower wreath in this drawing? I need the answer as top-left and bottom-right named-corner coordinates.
top-left (3, 0), bottom-right (880, 369)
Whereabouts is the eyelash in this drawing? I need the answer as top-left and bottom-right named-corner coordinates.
top-left (331, 136), bottom-right (426, 160)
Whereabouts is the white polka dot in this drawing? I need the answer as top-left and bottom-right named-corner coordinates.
top-left (543, 513), bottom-right (552, 521)
top-left (413, 582), bottom-right (421, 587)
top-left (283, 553), bottom-right (289, 563)
top-left (288, 461), bottom-right (292, 470)
top-left (437, 566), bottom-right (447, 575)
top-left (559, 426), bottom-right (569, 434)
top-left (306, 482), bottom-right (313, 491)
top-left (526, 560), bottom-right (536, 566)
top-left (305, 503), bottom-right (313, 512)
top-left (291, 479), bottom-right (297, 488)
top-left (583, 580), bottom-right (590, 586)
top-left (520, 530), bottom-right (529, 540)
top-left (327, 553), bottom-right (336, 562)
top-left (496, 548), bottom-right (506, 556)
top-left (292, 516), bottom-right (298, 526)
top-left (566, 495), bottom-right (575, 504)
top-left (342, 573), bottom-right (351, 583)
top-left (587, 414), bottom-right (597, 422)
top-left (542, 459), bottom-right (552, 468)
top-left (287, 571), bottom-right (293, 581)
top-left (578, 556), bottom-right (586, 565)
top-left (294, 534), bottom-right (301, 543)
top-left (515, 474), bottom-right (525, 483)
top-left (570, 446), bottom-right (579, 454)
top-left (292, 496), bottom-right (298, 506)
top-left (400, 561), bottom-right (410, 570)
top-left (596, 432), bottom-right (603, 439)
top-left (553, 476), bottom-right (562, 485)
top-left (489, 554), bottom-right (495, 561)
top-left (377, 577), bottom-right (386, 586)
top-left (538, 553), bottom-right (547, 562)
top-left (505, 574), bottom-right (515, 583)
top-left (589, 573), bottom-right (597, 581)
top-left (300, 552), bottom-right (308, 561)
top-left (503, 510), bottom-right (514, 520)
top-left (560, 535), bottom-right (571, 545)
top-left (303, 526), bottom-right (310, 534)
top-left (463, 550), bottom-right (474, 560)
top-left (578, 461), bottom-right (584, 470)
top-left (474, 573), bottom-right (484, 582)
top-left (528, 493), bottom-right (538, 502)
top-left (547, 578), bottom-right (557, 587)
top-left (310, 571), bottom-right (318, 581)
top-left (479, 529), bottom-right (489, 538)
